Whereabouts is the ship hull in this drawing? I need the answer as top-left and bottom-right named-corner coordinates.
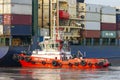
top-left (71, 45), bottom-right (120, 66)
top-left (0, 45), bottom-right (120, 67)
top-left (0, 46), bottom-right (30, 67)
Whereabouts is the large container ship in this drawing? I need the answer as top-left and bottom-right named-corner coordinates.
top-left (0, 0), bottom-right (120, 67)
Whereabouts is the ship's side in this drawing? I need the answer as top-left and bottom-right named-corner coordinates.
top-left (0, 0), bottom-right (38, 67)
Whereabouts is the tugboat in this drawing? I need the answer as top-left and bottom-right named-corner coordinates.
top-left (13, 13), bottom-right (110, 69)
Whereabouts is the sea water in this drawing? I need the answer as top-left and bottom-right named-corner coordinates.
top-left (0, 66), bottom-right (120, 80)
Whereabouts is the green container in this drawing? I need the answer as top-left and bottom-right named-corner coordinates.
top-left (101, 31), bottom-right (116, 38)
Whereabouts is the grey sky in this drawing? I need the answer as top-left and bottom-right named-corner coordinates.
top-left (85, 0), bottom-right (120, 7)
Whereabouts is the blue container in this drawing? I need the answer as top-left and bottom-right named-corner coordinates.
top-left (11, 25), bottom-right (32, 35)
top-left (116, 14), bottom-right (120, 22)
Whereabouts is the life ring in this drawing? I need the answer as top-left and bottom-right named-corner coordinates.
top-left (80, 60), bottom-right (87, 66)
top-left (74, 62), bottom-right (79, 66)
top-left (52, 61), bottom-right (58, 66)
top-left (98, 62), bottom-right (104, 66)
top-left (95, 63), bottom-right (98, 66)
top-left (88, 63), bottom-right (92, 67)
top-left (68, 63), bottom-right (72, 66)
top-left (42, 61), bottom-right (46, 65)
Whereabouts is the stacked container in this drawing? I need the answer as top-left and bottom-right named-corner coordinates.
top-left (77, 3), bottom-right (101, 45)
top-left (101, 6), bottom-right (116, 45)
top-left (78, 3), bottom-right (101, 38)
top-left (0, 0), bottom-right (32, 46)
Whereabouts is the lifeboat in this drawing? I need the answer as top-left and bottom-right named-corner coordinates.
top-left (59, 10), bottom-right (69, 19)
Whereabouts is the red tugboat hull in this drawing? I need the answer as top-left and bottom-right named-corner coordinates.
top-left (14, 54), bottom-right (110, 69)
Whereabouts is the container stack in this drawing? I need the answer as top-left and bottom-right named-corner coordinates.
top-left (116, 8), bottom-right (120, 45)
top-left (101, 6), bottom-right (116, 45)
top-left (0, 0), bottom-right (32, 46)
top-left (77, 3), bottom-right (101, 45)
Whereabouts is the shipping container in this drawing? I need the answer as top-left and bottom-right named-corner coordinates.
top-left (101, 14), bottom-right (116, 23)
top-left (3, 0), bottom-right (32, 4)
top-left (4, 4), bottom-right (32, 15)
top-left (0, 15), bottom-right (3, 24)
top-left (116, 14), bottom-right (120, 22)
top-left (78, 3), bottom-right (101, 13)
top-left (101, 31), bottom-right (116, 38)
top-left (116, 22), bottom-right (120, 30)
top-left (82, 30), bottom-right (100, 38)
top-left (3, 25), bottom-right (10, 35)
top-left (0, 25), bottom-right (3, 35)
top-left (10, 25), bottom-right (32, 35)
top-left (40, 28), bottom-right (49, 36)
top-left (101, 23), bottom-right (116, 31)
top-left (101, 6), bottom-right (116, 15)
top-left (82, 21), bottom-right (100, 30)
top-left (78, 12), bottom-right (100, 21)
top-left (3, 14), bottom-right (32, 25)
top-left (86, 4), bottom-right (101, 13)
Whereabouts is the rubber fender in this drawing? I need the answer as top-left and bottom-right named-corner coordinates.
top-left (95, 63), bottom-right (98, 66)
top-left (58, 62), bottom-right (62, 66)
top-left (74, 62), bottom-right (79, 66)
top-left (25, 57), bottom-right (31, 62)
top-left (98, 62), bottom-right (104, 66)
top-left (88, 63), bottom-right (92, 67)
top-left (68, 63), bottom-right (72, 66)
top-left (52, 61), bottom-right (58, 66)
top-left (80, 60), bottom-right (87, 66)
top-left (41, 61), bottom-right (46, 65)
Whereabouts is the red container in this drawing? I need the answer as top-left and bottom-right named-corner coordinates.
top-left (3, 14), bottom-right (32, 25)
top-left (82, 30), bottom-right (100, 38)
top-left (116, 22), bottom-right (120, 30)
top-left (101, 23), bottom-right (116, 31)
top-left (59, 10), bottom-right (69, 19)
